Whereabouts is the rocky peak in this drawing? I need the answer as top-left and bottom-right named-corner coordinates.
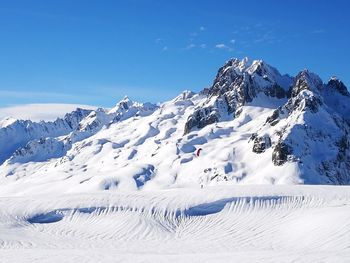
top-left (184, 58), bottom-right (291, 134)
top-left (289, 70), bottom-right (323, 98)
top-left (110, 96), bottom-right (133, 112)
top-left (174, 90), bottom-right (196, 101)
top-left (63, 108), bottom-right (93, 130)
top-left (210, 58), bottom-right (293, 99)
top-left (326, 77), bottom-right (349, 96)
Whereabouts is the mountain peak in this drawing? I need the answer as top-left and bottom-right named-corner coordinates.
top-left (109, 96), bottom-right (133, 113)
top-left (327, 77), bottom-right (349, 96)
top-left (1, 57), bottom-right (350, 189)
top-left (121, 95), bottom-right (131, 102)
top-left (290, 70), bottom-right (323, 97)
top-left (223, 57), bottom-right (256, 73)
top-left (0, 117), bottom-right (17, 128)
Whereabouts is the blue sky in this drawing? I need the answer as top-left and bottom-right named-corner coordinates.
top-left (0, 0), bottom-right (349, 107)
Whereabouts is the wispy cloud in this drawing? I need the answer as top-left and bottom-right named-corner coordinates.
top-left (0, 103), bottom-right (97, 121)
top-left (215, 43), bottom-right (233, 51)
top-left (230, 39), bottom-right (236, 44)
top-left (254, 31), bottom-right (277, 44)
top-left (200, 44), bottom-right (206, 49)
top-left (0, 90), bottom-right (83, 100)
top-left (155, 38), bottom-right (163, 44)
top-left (155, 38), bottom-right (169, 52)
top-left (184, 43), bottom-right (196, 50)
top-left (200, 26), bottom-right (205, 31)
top-left (311, 29), bottom-right (325, 34)
top-left (215, 44), bottom-right (226, 49)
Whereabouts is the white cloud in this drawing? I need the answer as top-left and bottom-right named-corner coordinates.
top-left (230, 39), bottom-right (236, 44)
top-left (200, 26), bottom-right (205, 31)
top-left (155, 38), bottom-right (163, 44)
top-left (185, 44), bottom-right (196, 50)
top-left (312, 29), bottom-right (325, 34)
top-left (215, 44), bottom-right (227, 49)
top-left (0, 103), bottom-right (97, 122)
top-left (215, 44), bottom-right (233, 52)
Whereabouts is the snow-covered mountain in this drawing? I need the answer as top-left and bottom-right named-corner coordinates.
top-left (0, 57), bottom-right (349, 193)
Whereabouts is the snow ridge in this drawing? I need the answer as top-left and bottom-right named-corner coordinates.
top-left (0, 57), bottom-right (349, 190)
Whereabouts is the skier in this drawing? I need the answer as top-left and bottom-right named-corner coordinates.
top-left (195, 148), bottom-right (202, 157)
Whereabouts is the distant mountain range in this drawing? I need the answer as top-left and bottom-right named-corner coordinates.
top-left (0, 57), bottom-right (349, 194)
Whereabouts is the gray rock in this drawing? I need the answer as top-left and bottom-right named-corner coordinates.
top-left (252, 134), bottom-right (272, 154)
top-left (272, 142), bottom-right (292, 166)
top-left (266, 109), bottom-right (280, 126)
top-left (327, 78), bottom-right (349, 96)
top-left (184, 107), bottom-right (219, 135)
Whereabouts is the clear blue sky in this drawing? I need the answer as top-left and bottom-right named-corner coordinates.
top-left (0, 0), bottom-right (349, 107)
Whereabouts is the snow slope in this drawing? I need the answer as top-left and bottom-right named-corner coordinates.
top-left (0, 58), bottom-right (348, 189)
top-left (0, 91), bottom-right (297, 194)
top-left (0, 57), bottom-right (350, 262)
top-left (1, 185), bottom-right (350, 262)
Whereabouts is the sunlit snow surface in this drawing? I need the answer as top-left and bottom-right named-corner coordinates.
top-left (1, 185), bottom-right (350, 262)
top-left (1, 91), bottom-right (350, 262)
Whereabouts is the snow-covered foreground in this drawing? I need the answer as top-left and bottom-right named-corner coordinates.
top-left (1, 185), bottom-right (350, 262)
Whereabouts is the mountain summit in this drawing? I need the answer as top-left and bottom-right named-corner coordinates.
top-left (0, 58), bottom-right (349, 193)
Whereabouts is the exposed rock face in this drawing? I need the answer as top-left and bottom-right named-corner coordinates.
top-left (327, 77), bottom-right (350, 96)
top-left (264, 84), bottom-right (286, 99)
top-left (258, 67), bottom-right (350, 183)
top-left (183, 96), bottom-right (227, 135)
top-left (272, 142), bottom-right (293, 166)
top-left (265, 108), bottom-right (281, 126)
top-left (10, 137), bottom-right (66, 164)
top-left (184, 107), bottom-right (219, 135)
top-left (289, 70), bottom-right (323, 98)
top-left (182, 57), bottom-right (350, 185)
top-left (171, 56), bottom-right (349, 184)
top-left (251, 133), bottom-right (272, 154)
top-left (184, 58), bottom-right (292, 134)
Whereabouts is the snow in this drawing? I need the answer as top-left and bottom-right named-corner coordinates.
top-left (0, 58), bottom-right (349, 262)
top-left (0, 88), bottom-right (347, 192)
top-left (0, 185), bottom-right (350, 262)
top-left (0, 93), bottom-right (349, 262)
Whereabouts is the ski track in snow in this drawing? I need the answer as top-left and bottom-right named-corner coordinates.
top-left (1, 185), bottom-right (350, 262)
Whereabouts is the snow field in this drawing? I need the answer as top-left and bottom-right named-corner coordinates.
top-left (0, 185), bottom-right (350, 262)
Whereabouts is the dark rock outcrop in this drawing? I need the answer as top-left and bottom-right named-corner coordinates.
top-left (264, 84), bottom-right (286, 99)
top-left (184, 58), bottom-right (291, 134)
top-left (289, 70), bottom-right (323, 98)
top-left (184, 107), bottom-right (219, 135)
top-left (266, 108), bottom-right (281, 126)
top-left (327, 77), bottom-right (350, 96)
top-left (272, 142), bottom-right (292, 166)
top-left (252, 134), bottom-right (272, 153)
